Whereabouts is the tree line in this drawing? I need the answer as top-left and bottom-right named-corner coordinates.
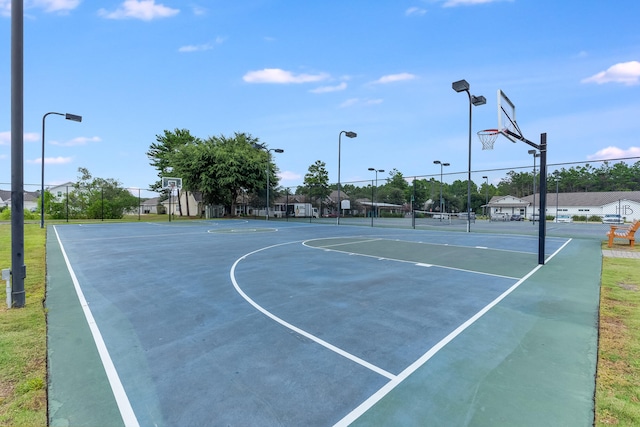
top-left (146, 129), bottom-right (640, 216)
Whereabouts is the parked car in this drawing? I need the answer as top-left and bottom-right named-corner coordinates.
top-left (555, 214), bottom-right (573, 223)
top-left (510, 214), bottom-right (522, 221)
top-left (602, 214), bottom-right (624, 224)
top-left (491, 212), bottom-right (509, 221)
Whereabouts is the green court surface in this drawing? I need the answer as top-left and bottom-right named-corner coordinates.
top-left (45, 220), bottom-right (601, 426)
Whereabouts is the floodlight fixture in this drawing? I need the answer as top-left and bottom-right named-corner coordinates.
top-left (471, 95), bottom-right (486, 106)
top-left (337, 130), bottom-right (358, 224)
top-left (452, 79), bottom-right (470, 92)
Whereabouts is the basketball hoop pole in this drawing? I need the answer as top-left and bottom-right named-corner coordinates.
top-left (503, 129), bottom-right (548, 265)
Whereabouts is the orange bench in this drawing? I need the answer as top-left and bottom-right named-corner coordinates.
top-left (607, 220), bottom-right (640, 248)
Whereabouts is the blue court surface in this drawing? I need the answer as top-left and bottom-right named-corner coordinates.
top-left (45, 220), bottom-right (601, 426)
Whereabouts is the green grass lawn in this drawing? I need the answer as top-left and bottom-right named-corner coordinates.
top-left (1, 220), bottom-right (639, 425)
top-left (596, 255), bottom-right (640, 426)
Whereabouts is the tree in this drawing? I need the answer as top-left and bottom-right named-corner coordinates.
top-left (377, 169), bottom-right (408, 206)
top-left (171, 132), bottom-right (276, 216)
top-left (303, 160), bottom-right (331, 212)
top-left (147, 129), bottom-right (201, 193)
top-left (50, 167), bottom-right (139, 219)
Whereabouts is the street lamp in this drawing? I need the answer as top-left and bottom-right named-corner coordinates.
top-left (41, 112), bottom-right (82, 228)
top-left (337, 130), bottom-right (357, 224)
top-left (253, 143), bottom-right (284, 220)
top-left (433, 160), bottom-right (450, 221)
top-left (452, 79), bottom-right (486, 232)
top-left (367, 168), bottom-right (384, 218)
top-left (482, 175), bottom-right (489, 217)
top-left (555, 177), bottom-right (560, 220)
top-left (528, 149), bottom-right (540, 224)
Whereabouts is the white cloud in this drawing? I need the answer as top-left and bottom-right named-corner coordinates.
top-left (339, 98), bottom-right (383, 108)
top-left (243, 68), bottom-right (329, 84)
top-left (581, 61), bottom-right (640, 86)
top-left (405, 7), bottom-right (427, 16)
top-left (98, 0), bottom-right (179, 21)
top-left (372, 73), bottom-right (417, 84)
top-left (309, 82), bottom-right (347, 94)
top-left (587, 146), bottom-right (640, 160)
top-left (179, 37), bottom-right (225, 53)
top-left (29, 156), bottom-right (73, 165)
top-left (0, 1), bottom-right (9, 17)
top-left (443, 0), bottom-right (507, 7)
top-left (50, 136), bottom-right (101, 147)
top-left (1, 0), bottom-right (80, 16)
top-left (191, 5), bottom-right (207, 16)
top-left (0, 131), bottom-right (40, 145)
top-left (179, 43), bottom-right (213, 53)
top-left (32, 0), bottom-right (81, 13)
top-left (278, 171), bottom-right (302, 182)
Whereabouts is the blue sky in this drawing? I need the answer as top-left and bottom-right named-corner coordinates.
top-left (1, 0), bottom-right (639, 197)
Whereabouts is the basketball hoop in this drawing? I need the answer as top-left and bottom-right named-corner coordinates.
top-left (477, 129), bottom-right (500, 150)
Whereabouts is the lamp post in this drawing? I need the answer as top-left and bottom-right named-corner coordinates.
top-left (367, 168), bottom-right (384, 219)
top-left (482, 175), bottom-right (489, 217)
top-left (555, 177), bottom-right (560, 220)
top-left (452, 79), bottom-right (485, 232)
top-left (337, 130), bottom-right (357, 224)
top-left (41, 112), bottom-right (82, 228)
top-left (433, 160), bottom-right (450, 220)
top-left (253, 143), bottom-right (284, 220)
top-left (528, 149), bottom-right (540, 223)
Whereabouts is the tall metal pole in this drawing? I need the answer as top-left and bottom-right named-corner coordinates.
top-left (555, 178), bottom-right (559, 219)
top-left (538, 133), bottom-right (548, 265)
top-left (41, 112), bottom-right (62, 228)
top-left (452, 80), bottom-right (485, 232)
top-left (11, 0), bottom-right (25, 307)
top-left (337, 130), bottom-right (356, 225)
top-left (466, 95), bottom-right (472, 232)
top-left (483, 176), bottom-right (488, 217)
top-left (41, 112), bottom-right (81, 228)
top-left (266, 155), bottom-right (270, 220)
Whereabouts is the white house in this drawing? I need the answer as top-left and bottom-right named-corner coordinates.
top-left (0, 189), bottom-right (39, 212)
top-left (487, 191), bottom-right (640, 222)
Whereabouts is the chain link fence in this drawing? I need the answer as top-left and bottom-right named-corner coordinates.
top-left (2, 157), bottom-right (639, 238)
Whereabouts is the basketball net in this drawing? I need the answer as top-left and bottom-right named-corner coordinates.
top-left (477, 129), bottom-right (499, 150)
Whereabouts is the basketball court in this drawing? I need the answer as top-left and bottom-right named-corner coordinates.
top-left (46, 219), bottom-right (601, 426)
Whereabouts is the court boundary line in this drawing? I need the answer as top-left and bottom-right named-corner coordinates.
top-left (230, 241), bottom-right (397, 380)
top-left (333, 237), bottom-right (573, 426)
top-left (304, 238), bottom-right (521, 280)
top-left (52, 226), bottom-right (140, 427)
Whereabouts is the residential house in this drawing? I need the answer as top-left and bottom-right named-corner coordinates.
top-left (486, 191), bottom-right (640, 222)
top-left (0, 189), bottom-right (39, 212)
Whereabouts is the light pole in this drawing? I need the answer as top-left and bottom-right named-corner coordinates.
top-left (367, 168), bottom-right (384, 218)
top-left (253, 143), bottom-right (283, 220)
top-left (528, 149), bottom-right (540, 223)
top-left (452, 79), bottom-right (486, 232)
top-left (555, 177), bottom-right (560, 220)
top-left (433, 160), bottom-right (449, 221)
top-left (41, 112), bottom-right (82, 228)
top-left (482, 175), bottom-right (488, 217)
top-left (337, 130), bottom-right (357, 224)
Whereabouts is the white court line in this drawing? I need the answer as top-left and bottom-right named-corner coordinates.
top-left (303, 239), bottom-right (520, 281)
top-left (333, 238), bottom-right (573, 426)
top-left (230, 241), bottom-right (396, 381)
top-left (53, 227), bottom-right (140, 427)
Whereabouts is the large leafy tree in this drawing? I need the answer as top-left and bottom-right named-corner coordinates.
top-left (170, 132), bottom-right (277, 216)
top-left (146, 129), bottom-right (200, 193)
